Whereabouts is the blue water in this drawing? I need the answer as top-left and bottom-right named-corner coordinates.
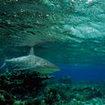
top-left (54, 64), bottom-right (105, 81)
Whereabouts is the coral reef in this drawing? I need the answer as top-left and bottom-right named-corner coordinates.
top-left (0, 73), bottom-right (105, 105)
top-left (0, 90), bottom-right (14, 105)
top-left (0, 71), bottom-right (51, 99)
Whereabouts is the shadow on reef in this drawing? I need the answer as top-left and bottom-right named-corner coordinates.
top-left (0, 71), bottom-right (52, 99)
top-left (0, 72), bottom-right (105, 105)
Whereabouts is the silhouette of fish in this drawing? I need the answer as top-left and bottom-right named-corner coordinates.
top-left (8, 34), bottom-right (59, 47)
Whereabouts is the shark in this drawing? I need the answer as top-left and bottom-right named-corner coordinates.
top-left (0, 47), bottom-right (60, 74)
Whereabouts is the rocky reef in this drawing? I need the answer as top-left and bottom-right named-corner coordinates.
top-left (0, 72), bottom-right (105, 105)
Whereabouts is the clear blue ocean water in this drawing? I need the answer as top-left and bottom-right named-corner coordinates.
top-left (54, 65), bottom-right (105, 81)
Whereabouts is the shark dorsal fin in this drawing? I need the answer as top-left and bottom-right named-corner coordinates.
top-left (29, 47), bottom-right (34, 55)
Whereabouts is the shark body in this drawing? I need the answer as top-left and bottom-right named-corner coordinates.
top-left (0, 47), bottom-right (60, 74)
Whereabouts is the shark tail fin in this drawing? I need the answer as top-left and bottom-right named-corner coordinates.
top-left (0, 63), bottom-right (6, 73)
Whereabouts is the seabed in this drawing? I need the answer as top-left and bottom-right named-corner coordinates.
top-left (0, 71), bottom-right (105, 105)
